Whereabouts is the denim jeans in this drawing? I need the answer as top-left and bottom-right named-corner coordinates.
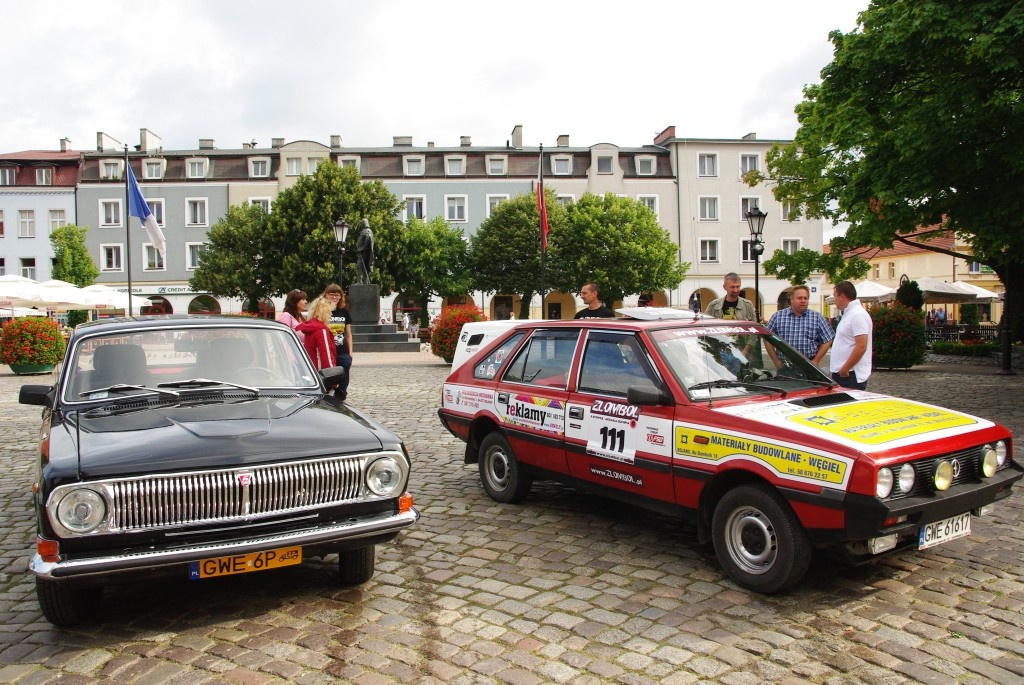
top-left (831, 370), bottom-right (867, 390)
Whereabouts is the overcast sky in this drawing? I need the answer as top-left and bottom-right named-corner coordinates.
top-left (3, 0), bottom-right (869, 154)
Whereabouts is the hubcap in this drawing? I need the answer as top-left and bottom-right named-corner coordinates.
top-left (725, 507), bottom-right (777, 575)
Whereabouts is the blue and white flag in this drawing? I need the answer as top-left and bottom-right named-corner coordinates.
top-left (127, 164), bottom-right (166, 259)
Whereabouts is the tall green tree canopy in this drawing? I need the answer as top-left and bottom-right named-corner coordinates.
top-left (189, 203), bottom-right (274, 311)
top-left (265, 163), bottom-right (405, 296)
top-left (50, 225), bottom-right (99, 287)
top-left (765, 0), bottom-right (1024, 341)
top-left (393, 216), bottom-right (471, 326)
top-left (761, 237), bottom-right (870, 286)
top-left (548, 193), bottom-right (688, 305)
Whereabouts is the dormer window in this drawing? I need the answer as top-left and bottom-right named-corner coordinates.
top-left (338, 155), bottom-right (360, 170)
top-left (186, 157), bottom-right (208, 179)
top-left (636, 156), bottom-right (656, 175)
top-left (486, 156), bottom-right (507, 175)
top-left (144, 160), bottom-right (165, 180)
top-left (553, 155), bottom-right (571, 175)
top-left (0, 167), bottom-right (15, 185)
top-left (249, 157), bottom-right (271, 178)
top-left (35, 167), bottom-right (53, 185)
top-left (445, 155), bottom-right (466, 176)
top-left (100, 159), bottom-right (124, 180)
top-left (404, 155), bottom-right (425, 176)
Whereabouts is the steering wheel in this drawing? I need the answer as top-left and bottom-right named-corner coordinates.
top-left (242, 366), bottom-right (282, 385)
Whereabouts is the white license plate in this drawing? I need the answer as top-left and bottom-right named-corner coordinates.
top-left (918, 512), bottom-right (971, 549)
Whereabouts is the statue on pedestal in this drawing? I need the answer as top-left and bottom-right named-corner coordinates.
top-left (356, 219), bottom-right (374, 285)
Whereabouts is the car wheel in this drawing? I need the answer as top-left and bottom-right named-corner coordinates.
top-left (711, 483), bottom-right (811, 593)
top-left (36, 577), bottom-right (101, 627)
top-left (338, 545), bottom-right (375, 585)
top-left (478, 432), bottom-right (532, 503)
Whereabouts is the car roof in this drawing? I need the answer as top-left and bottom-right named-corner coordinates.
top-left (70, 314), bottom-right (287, 337)
top-left (500, 315), bottom-right (767, 333)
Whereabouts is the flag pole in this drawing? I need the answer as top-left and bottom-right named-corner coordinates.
top-left (124, 145), bottom-right (133, 316)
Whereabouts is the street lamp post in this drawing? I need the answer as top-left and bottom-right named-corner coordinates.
top-left (745, 205), bottom-right (767, 322)
top-left (333, 218), bottom-right (349, 288)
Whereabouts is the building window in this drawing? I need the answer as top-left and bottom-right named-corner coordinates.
top-left (404, 156), bottom-right (425, 176)
top-left (0, 167), bottom-right (15, 185)
top-left (20, 258), bottom-right (36, 280)
top-left (100, 160), bottom-right (123, 180)
top-left (250, 197), bottom-right (271, 212)
top-left (99, 200), bottom-right (121, 228)
top-left (0, 209), bottom-right (4, 236)
top-left (186, 158), bottom-right (208, 179)
top-left (49, 209), bottom-right (66, 231)
top-left (36, 168), bottom-right (53, 186)
top-left (249, 158), bottom-right (270, 177)
top-left (445, 156), bottom-right (466, 176)
top-left (403, 196), bottom-right (425, 222)
top-left (782, 200), bottom-right (801, 221)
top-left (698, 153), bottom-right (718, 177)
top-left (888, 262), bottom-right (896, 279)
top-left (147, 199), bottom-right (165, 226)
top-left (308, 157), bottom-right (322, 173)
top-left (445, 195), bottom-right (468, 222)
top-left (101, 244), bottom-right (123, 272)
top-left (698, 196), bottom-right (719, 221)
top-left (486, 156), bottom-right (507, 175)
top-left (0, 257), bottom-right (4, 275)
top-left (636, 156), bottom-right (656, 175)
top-left (18, 210), bottom-right (35, 238)
top-left (638, 195), bottom-right (659, 219)
top-left (187, 199), bottom-right (208, 227)
top-left (782, 239), bottom-right (801, 254)
top-left (741, 240), bottom-right (756, 262)
top-left (486, 195), bottom-right (509, 217)
top-left (553, 156), bottom-right (571, 175)
top-left (286, 158), bottom-right (302, 176)
top-left (186, 242), bottom-right (207, 270)
top-left (873, 263), bottom-right (880, 280)
top-left (557, 195), bottom-right (574, 206)
top-left (700, 239), bottom-right (719, 263)
top-left (143, 244), bottom-right (165, 271)
top-left (144, 160), bottom-right (164, 179)
top-left (740, 197), bottom-right (761, 220)
top-left (597, 156), bottom-right (613, 174)
top-left (338, 156), bottom-right (360, 169)
top-left (740, 154), bottom-right (759, 174)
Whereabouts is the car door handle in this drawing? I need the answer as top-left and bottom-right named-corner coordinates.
top-left (569, 407), bottom-right (584, 420)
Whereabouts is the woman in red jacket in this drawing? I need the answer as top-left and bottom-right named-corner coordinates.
top-left (296, 297), bottom-right (337, 371)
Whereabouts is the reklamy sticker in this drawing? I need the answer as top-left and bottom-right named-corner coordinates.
top-left (501, 394), bottom-right (565, 434)
top-left (674, 425), bottom-right (851, 488)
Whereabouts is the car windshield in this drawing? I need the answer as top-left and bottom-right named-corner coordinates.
top-left (62, 325), bottom-right (320, 403)
top-left (651, 325), bottom-right (834, 399)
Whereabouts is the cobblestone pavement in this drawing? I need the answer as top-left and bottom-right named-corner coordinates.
top-left (1, 354), bottom-right (1023, 685)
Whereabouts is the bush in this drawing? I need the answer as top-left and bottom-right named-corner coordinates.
top-left (931, 341), bottom-right (996, 357)
top-left (871, 302), bottom-right (927, 369)
top-left (430, 305), bottom-right (487, 363)
top-left (0, 317), bottom-right (66, 365)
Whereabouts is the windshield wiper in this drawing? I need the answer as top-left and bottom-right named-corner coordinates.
top-left (688, 379), bottom-right (788, 397)
top-left (79, 384), bottom-right (180, 399)
top-left (158, 378), bottom-right (260, 396)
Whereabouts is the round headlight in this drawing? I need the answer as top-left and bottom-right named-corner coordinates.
top-left (995, 440), bottom-right (1008, 467)
top-left (56, 489), bottom-right (106, 533)
top-left (934, 460), bottom-right (953, 491)
top-left (876, 467), bottom-right (894, 498)
top-left (981, 445), bottom-right (998, 478)
top-left (366, 456), bottom-right (402, 496)
top-left (897, 463), bottom-right (916, 493)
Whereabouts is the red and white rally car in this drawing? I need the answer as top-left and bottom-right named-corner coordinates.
top-left (438, 309), bottom-right (1022, 592)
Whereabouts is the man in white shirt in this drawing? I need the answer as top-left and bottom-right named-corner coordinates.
top-left (829, 281), bottom-right (873, 389)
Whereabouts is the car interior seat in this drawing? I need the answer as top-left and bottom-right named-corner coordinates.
top-left (88, 343), bottom-right (151, 390)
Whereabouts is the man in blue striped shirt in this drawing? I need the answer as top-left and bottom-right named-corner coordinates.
top-left (766, 284), bottom-right (834, 366)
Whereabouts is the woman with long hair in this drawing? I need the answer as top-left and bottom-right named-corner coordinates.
top-left (296, 296), bottom-right (337, 372)
top-left (278, 289), bottom-right (308, 342)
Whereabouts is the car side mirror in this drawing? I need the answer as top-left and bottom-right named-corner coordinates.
top-left (321, 366), bottom-right (347, 384)
top-left (19, 384), bottom-right (55, 408)
top-left (626, 384), bottom-right (671, 406)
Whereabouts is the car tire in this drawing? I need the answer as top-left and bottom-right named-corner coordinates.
top-left (36, 578), bottom-right (101, 627)
top-left (478, 432), bottom-right (532, 503)
top-left (711, 483), bottom-right (811, 593)
top-left (338, 545), bottom-right (375, 585)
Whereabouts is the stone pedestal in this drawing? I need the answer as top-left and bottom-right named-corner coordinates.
top-left (348, 284), bottom-right (380, 325)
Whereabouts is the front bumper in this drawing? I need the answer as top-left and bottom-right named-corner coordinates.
top-left (31, 507), bottom-right (419, 580)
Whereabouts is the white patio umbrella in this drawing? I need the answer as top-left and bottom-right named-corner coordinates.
top-left (825, 280), bottom-right (896, 304)
top-left (81, 284), bottom-right (132, 311)
top-left (915, 277), bottom-right (980, 305)
top-left (0, 274), bottom-right (42, 307)
top-left (34, 280), bottom-right (95, 309)
top-left (949, 281), bottom-right (999, 302)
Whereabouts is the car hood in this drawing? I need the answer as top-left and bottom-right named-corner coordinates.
top-left (64, 395), bottom-right (388, 477)
top-left (714, 389), bottom-right (998, 453)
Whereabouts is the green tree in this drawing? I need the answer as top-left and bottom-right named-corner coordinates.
top-left (189, 203), bottom-right (275, 313)
top-left (394, 216), bottom-right (472, 326)
top-left (468, 190), bottom-right (567, 319)
top-left (762, 0), bottom-right (1024, 359)
top-left (896, 279), bottom-right (924, 311)
top-left (266, 163), bottom-right (405, 296)
top-left (50, 224), bottom-right (100, 327)
top-left (761, 239), bottom-right (870, 286)
top-left (548, 193), bottom-right (687, 305)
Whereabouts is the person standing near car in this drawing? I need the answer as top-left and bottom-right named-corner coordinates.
top-left (278, 289), bottom-right (308, 343)
top-left (766, 284), bottom-right (834, 366)
top-left (705, 273), bottom-right (757, 355)
top-left (296, 296), bottom-right (337, 372)
top-left (574, 282), bottom-right (615, 319)
top-left (830, 280), bottom-right (873, 390)
top-left (323, 284), bottom-right (353, 401)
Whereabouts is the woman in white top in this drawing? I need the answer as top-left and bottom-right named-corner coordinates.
top-left (278, 289), bottom-right (308, 342)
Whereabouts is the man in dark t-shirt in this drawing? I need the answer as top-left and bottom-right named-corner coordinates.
top-left (574, 282), bottom-right (615, 319)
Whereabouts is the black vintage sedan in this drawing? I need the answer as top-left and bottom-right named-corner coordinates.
top-left (19, 315), bottom-right (418, 626)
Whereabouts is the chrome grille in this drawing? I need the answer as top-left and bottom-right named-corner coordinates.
top-left (107, 456), bottom-right (365, 531)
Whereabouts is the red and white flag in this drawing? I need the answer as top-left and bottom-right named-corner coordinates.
top-left (536, 155), bottom-right (549, 251)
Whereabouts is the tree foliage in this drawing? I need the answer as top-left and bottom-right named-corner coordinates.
top-left (895, 279), bottom-right (924, 311)
top-left (394, 216), bottom-right (472, 326)
top-left (761, 239), bottom-right (870, 286)
top-left (190, 203), bottom-right (275, 312)
top-left (764, 0), bottom-right (1024, 345)
top-left (547, 193), bottom-right (688, 305)
top-left (50, 224), bottom-right (99, 287)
